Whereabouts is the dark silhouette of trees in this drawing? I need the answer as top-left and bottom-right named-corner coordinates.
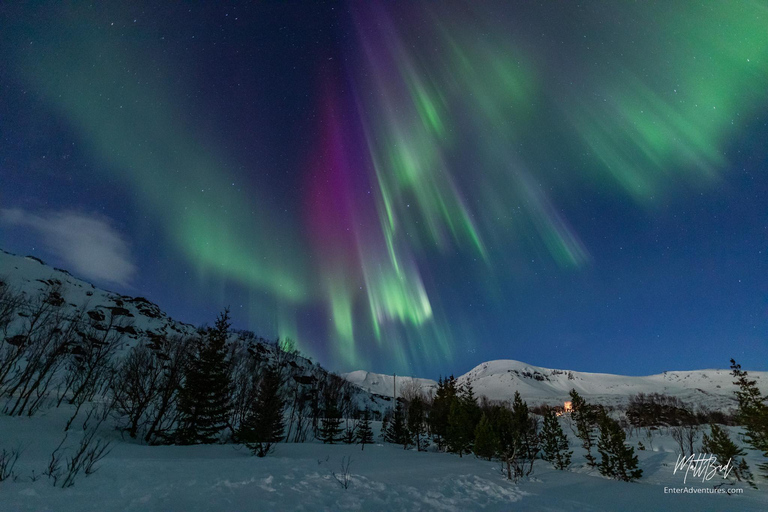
top-left (731, 359), bottom-right (768, 478)
top-left (383, 402), bottom-right (410, 448)
top-left (446, 382), bottom-right (480, 456)
top-left (357, 408), bottom-right (374, 450)
top-left (176, 310), bottom-right (232, 444)
top-left (407, 395), bottom-right (429, 452)
top-left (319, 388), bottom-right (343, 444)
top-left (541, 409), bottom-right (572, 470)
top-left (570, 389), bottom-right (597, 467)
top-left (430, 376), bottom-right (458, 450)
top-left (473, 412), bottom-right (498, 460)
top-left (596, 409), bottom-right (642, 482)
top-left (702, 423), bottom-right (754, 488)
top-left (239, 364), bottom-right (285, 457)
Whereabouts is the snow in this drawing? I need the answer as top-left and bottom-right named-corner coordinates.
top-left (341, 371), bottom-right (438, 399)
top-left (1, 407), bottom-right (766, 511)
top-left (2, 249), bottom-right (768, 510)
top-left (345, 359), bottom-right (768, 413)
top-left (0, 249), bottom-right (199, 346)
top-left (0, 249), bottom-right (392, 416)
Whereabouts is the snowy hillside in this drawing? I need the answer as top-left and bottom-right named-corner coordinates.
top-left (342, 371), bottom-right (437, 399)
top-left (0, 249), bottom-right (390, 413)
top-left (0, 249), bottom-right (198, 345)
top-left (346, 359), bottom-right (767, 412)
top-left (2, 249), bottom-right (767, 511)
top-left (5, 248), bottom-right (760, 415)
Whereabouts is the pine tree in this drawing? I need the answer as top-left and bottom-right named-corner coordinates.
top-left (380, 413), bottom-right (390, 442)
top-left (357, 408), bottom-right (374, 450)
top-left (319, 390), bottom-right (343, 444)
top-left (494, 406), bottom-right (517, 481)
top-left (490, 393), bottom-right (538, 481)
top-left (446, 382), bottom-right (481, 457)
top-left (702, 423), bottom-right (755, 488)
top-left (510, 391), bottom-right (539, 478)
top-left (596, 410), bottom-right (642, 482)
top-left (570, 389), bottom-right (597, 467)
top-left (383, 402), bottom-right (410, 448)
top-left (541, 409), bottom-right (572, 470)
top-left (239, 364), bottom-right (285, 457)
top-left (730, 359), bottom-right (768, 477)
top-left (430, 376), bottom-right (458, 450)
top-left (407, 395), bottom-right (429, 451)
top-left (342, 419), bottom-right (358, 444)
top-left (473, 413), bottom-right (498, 460)
top-left (176, 310), bottom-right (232, 444)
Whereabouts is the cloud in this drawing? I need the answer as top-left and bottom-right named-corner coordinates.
top-left (0, 208), bottom-right (136, 287)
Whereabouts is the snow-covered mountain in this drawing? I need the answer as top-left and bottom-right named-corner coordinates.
top-left (0, 249), bottom-right (199, 346)
top-left (345, 359), bottom-right (767, 412)
top-left (0, 249), bottom-right (390, 412)
top-left (3, 248), bottom-right (763, 414)
top-left (2, 249), bottom-right (768, 511)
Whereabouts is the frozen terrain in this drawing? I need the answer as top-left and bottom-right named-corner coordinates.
top-left (1, 249), bottom-right (767, 511)
top-left (1, 407), bottom-right (767, 512)
top-left (3, 248), bottom-right (764, 413)
top-left (345, 359), bottom-right (768, 412)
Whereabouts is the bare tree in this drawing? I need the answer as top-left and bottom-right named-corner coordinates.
top-left (0, 447), bottom-right (21, 482)
top-left (3, 285), bottom-right (78, 416)
top-left (60, 312), bottom-right (124, 430)
top-left (670, 424), bottom-right (700, 457)
top-left (0, 282), bottom-right (27, 390)
top-left (142, 335), bottom-right (193, 444)
top-left (227, 335), bottom-right (265, 437)
top-left (332, 456), bottom-right (353, 490)
top-left (50, 403), bottom-right (114, 488)
top-left (111, 343), bottom-right (162, 439)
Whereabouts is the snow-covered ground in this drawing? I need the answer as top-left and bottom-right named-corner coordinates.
top-left (1, 407), bottom-right (766, 512)
top-left (2, 249), bottom-right (767, 511)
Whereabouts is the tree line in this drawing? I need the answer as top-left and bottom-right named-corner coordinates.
top-left (1, 279), bottom-right (767, 488)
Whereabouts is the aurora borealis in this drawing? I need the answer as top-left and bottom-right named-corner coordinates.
top-left (1, 1), bottom-right (767, 376)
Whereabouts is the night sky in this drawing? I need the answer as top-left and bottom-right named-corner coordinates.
top-left (1, 1), bottom-right (767, 378)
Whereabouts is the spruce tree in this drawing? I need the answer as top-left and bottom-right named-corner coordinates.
top-left (702, 423), bottom-right (755, 488)
top-left (176, 310), bottom-right (232, 444)
top-left (383, 402), bottom-right (410, 448)
top-left (596, 410), bottom-right (642, 482)
top-left (492, 394), bottom-right (538, 481)
top-left (510, 391), bottom-right (539, 478)
top-left (319, 390), bottom-right (343, 444)
top-left (430, 376), bottom-right (458, 450)
top-left (380, 413), bottom-right (390, 442)
top-left (473, 413), bottom-right (498, 460)
top-left (570, 389), bottom-right (597, 467)
top-left (342, 419), bottom-right (358, 444)
top-left (238, 364), bottom-right (285, 457)
top-left (357, 408), bottom-right (374, 450)
top-left (407, 395), bottom-right (429, 451)
top-left (541, 409), bottom-right (572, 470)
top-left (446, 382), bottom-right (481, 457)
top-left (447, 401), bottom-right (473, 456)
top-left (494, 406), bottom-right (517, 480)
top-left (730, 359), bottom-right (768, 477)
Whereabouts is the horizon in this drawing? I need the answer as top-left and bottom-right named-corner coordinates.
top-left (1, 246), bottom-right (764, 382)
top-left (1, 1), bottom-right (767, 379)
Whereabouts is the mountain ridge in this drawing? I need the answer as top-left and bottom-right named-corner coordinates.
top-left (344, 358), bottom-right (767, 412)
top-left (3, 248), bottom-right (763, 413)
